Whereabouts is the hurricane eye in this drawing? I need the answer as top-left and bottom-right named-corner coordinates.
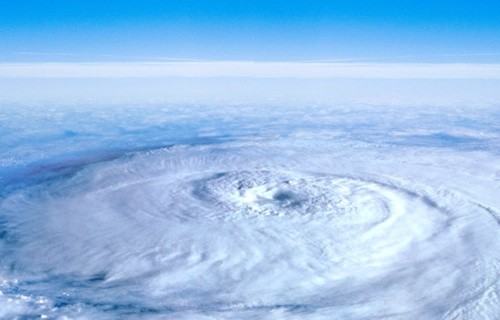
top-left (272, 190), bottom-right (295, 202)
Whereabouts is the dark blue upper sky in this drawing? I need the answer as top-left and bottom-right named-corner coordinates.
top-left (1, 0), bottom-right (500, 62)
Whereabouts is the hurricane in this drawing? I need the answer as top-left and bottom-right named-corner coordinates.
top-left (0, 105), bottom-right (499, 319)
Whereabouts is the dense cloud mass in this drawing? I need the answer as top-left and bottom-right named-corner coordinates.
top-left (0, 105), bottom-right (499, 319)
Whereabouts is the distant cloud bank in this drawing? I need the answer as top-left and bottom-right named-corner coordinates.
top-left (1, 61), bottom-right (500, 79)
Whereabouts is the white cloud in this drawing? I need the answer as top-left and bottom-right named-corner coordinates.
top-left (1, 61), bottom-right (500, 79)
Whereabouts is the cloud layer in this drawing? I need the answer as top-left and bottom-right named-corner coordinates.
top-left (1, 61), bottom-right (500, 79)
top-left (1, 104), bottom-right (499, 319)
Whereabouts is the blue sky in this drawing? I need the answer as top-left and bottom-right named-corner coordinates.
top-left (1, 0), bottom-right (500, 62)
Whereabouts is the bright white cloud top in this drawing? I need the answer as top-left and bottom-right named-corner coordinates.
top-left (0, 104), bottom-right (499, 319)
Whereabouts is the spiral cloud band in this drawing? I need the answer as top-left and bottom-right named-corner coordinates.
top-left (0, 105), bottom-right (499, 319)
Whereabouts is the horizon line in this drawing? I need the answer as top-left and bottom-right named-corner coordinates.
top-left (1, 61), bottom-right (500, 79)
